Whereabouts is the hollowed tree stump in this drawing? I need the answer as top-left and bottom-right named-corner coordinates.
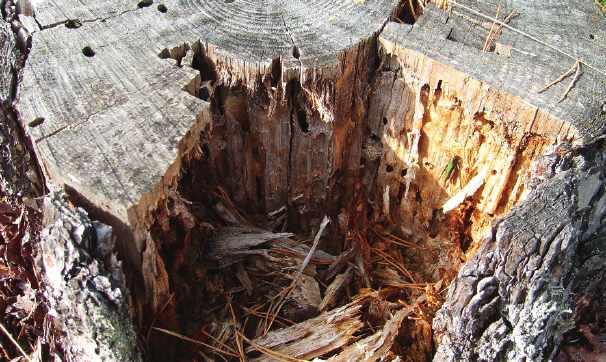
top-left (6, 0), bottom-right (606, 359)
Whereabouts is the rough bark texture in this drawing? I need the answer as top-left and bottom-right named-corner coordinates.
top-left (35, 189), bottom-right (142, 361)
top-left (1, 17), bottom-right (42, 198)
top-left (433, 143), bottom-right (606, 361)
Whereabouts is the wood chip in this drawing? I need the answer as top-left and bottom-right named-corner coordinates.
top-left (318, 266), bottom-right (354, 313)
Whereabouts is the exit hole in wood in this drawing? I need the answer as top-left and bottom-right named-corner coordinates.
top-left (82, 46), bottom-right (95, 57)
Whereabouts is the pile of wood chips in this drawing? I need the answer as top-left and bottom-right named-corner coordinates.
top-left (146, 188), bottom-right (453, 362)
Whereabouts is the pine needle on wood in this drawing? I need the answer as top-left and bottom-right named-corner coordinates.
top-left (409, 0), bottom-right (418, 22)
top-left (557, 61), bottom-right (581, 103)
top-left (0, 322), bottom-right (31, 362)
top-left (152, 327), bottom-right (239, 358)
top-left (228, 298), bottom-right (246, 362)
top-left (482, 1), bottom-right (501, 52)
top-left (372, 248), bottom-right (416, 283)
top-left (485, 9), bottom-right (516, 51)
top-left (450, 0), bottom-right (606, 77)
top-left (537, 61), bottom-right (578, 93)
top-left (369, 226), bottom-right (430, 250)
top-left (146, 292), bottom-right (175, 347)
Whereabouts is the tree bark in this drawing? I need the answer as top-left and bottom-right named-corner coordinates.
top-left (433, 143), bottom-right (606, 361)
top-left (35, 188), bottom-right (143, 361)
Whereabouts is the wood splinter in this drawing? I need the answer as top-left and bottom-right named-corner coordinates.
top-left (263, 216), bottom-right (330, 332)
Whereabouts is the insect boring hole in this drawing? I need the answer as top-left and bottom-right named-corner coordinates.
top-left (395, 0), bottom-right (423, 24)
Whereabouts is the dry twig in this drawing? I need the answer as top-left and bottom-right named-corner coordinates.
top-left (269, 216), bottom-right (330, 316)
top-left (450, 0), bottom-right (606, 77)
top-left (482, 2), bottom-right (501, 52)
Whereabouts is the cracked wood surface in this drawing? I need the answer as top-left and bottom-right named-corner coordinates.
top-left (380, 0), bottom-right (606, 143)
top-left (16, 0), bottom-right (399, 268)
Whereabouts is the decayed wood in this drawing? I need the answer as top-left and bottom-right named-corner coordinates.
top-left (249, 302), bottom-right (365, 361)
top-left (364, 0), bottom-right (606, 283)
top-left (199, 224), bottom-right (335, 322)
top-left (5, 0), bottom-right (606, 359)
top-left (15, 0), bottom-right (401, 310)
top-left (326, 307), bottom-right (412, 362)
top-left (318, 247), bottom-right (356, 283)
top-left (318, 265), bottom-right (354, 313)
top-left (200, 226), bottom-right (294, 269)
top-left (433, 143), bottom-right (606, 361)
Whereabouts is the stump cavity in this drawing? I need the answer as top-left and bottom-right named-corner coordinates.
top-left (13, 0), bottom-right (606, 359)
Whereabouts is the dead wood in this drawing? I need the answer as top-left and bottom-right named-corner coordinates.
top-left (2, 0), bottom-right (606, 359)
top-left (248, 301), bottom-right (365, 361)
top-left (318, 247), bottom-right (356, 283)
top-left (200, 226), bottom-right (294, 269)
top-left (325, 307), bottom-right (412, 362)
top-left (318, 266), bottom-right (354, 313)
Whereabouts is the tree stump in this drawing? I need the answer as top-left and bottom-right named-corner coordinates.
top-left (17, 0), bottom-right (401, 309)
top-left (4, 0), bottom-right (606, 359)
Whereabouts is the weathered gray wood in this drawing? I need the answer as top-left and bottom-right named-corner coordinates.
top-left (249, 301), bottom-right (365, 361)
top-left (318, 265), bottom-right (353, 312)
top-left (433, 143), bottom-right (606, 361)
top-left (326, 306), bottom-right (412, 362)
top-left (15, 0), bottom-right (400, 309)
top-left (201, 226), bottom-right (293, 269)
top-left (380, 0), bottom-right (606, 143)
